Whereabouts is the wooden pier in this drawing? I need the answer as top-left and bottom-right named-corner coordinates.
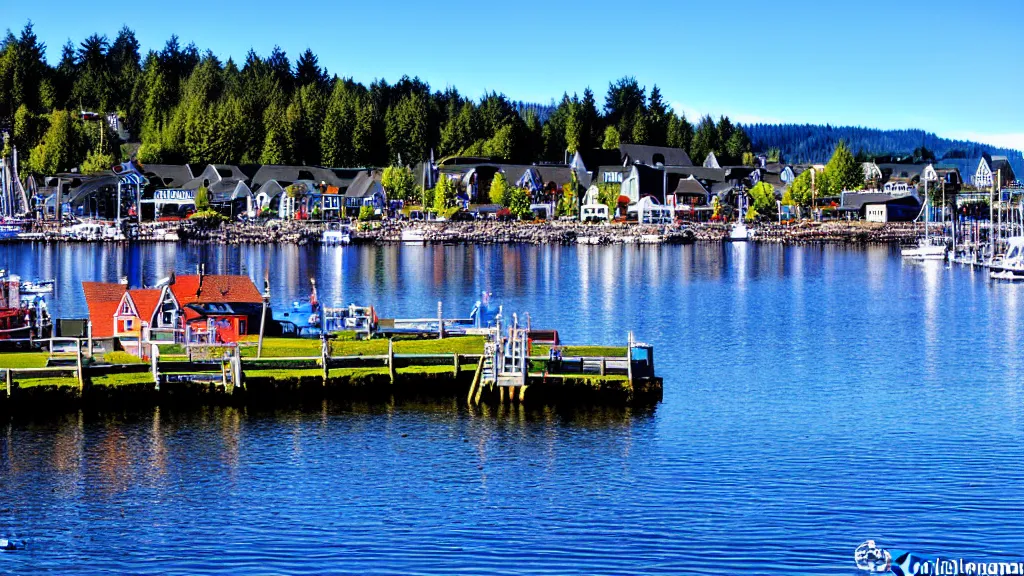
top-left (0, 330), bottom-right (662, 411)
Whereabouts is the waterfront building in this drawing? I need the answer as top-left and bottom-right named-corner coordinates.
top-left (83, 274), bottom-right (264, 354)
top-left (343, 170), bottom-right (386, 217)
top-left (974, 153), bottom-right (1016, 188)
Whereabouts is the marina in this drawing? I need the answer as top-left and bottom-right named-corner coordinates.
top-left (1, 241), bottom-right (1023, 575)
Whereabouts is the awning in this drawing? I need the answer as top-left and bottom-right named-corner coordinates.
top-left (617, 195), bottom-right (631, 204)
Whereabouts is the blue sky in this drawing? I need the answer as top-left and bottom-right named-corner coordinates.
top-left (4, 0), bottom-right (1024, 151)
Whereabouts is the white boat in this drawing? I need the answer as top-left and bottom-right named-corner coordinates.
top-left (401, 227), bottom-right (427, 244)
top-left (20, 280), bottom-right (54, 294)
top-left (901, 188), bottom-right (946, 261)
top-left (989, 237), bottom-right (1024, 280)
top-left (728, 222), bottom-right (750, 241)
top-left (66, 222), bottom-right (124, 241)
top-left (901, 242), bottom-right (947, 260)
top-left (152, 229), bottom-right (180, 242)
top-left (321, 223), bottom-right (352, 245)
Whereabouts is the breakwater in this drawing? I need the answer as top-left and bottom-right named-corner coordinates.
top-left (173, 220), bottom-right (923, 245)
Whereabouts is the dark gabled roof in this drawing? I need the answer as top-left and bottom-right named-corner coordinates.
top-left (761, 172), bottom-right (786, 188)
top-left (142, 164), bottom-right (195, 189)
top-left (254, 179), bottom-right (288, 199)
top-left (841, 193), bottom-right (920, 211)
top-left (672, 176), bottom-right (709, 196)
top-left (621, 144), bottom-right (692, 167)
top-left (64, 176), bottom-right (120, 207)
top-left (345, 170), bottom-right (384, 199)
top-left (631, 164), bottom-right (671, 198)
top-left (575, 149), bottom-right (624, 172)
top-left (878, 163), bottom-right (926, 180)
top-left (183, 164), bottom-right (249, 190)
top-left (665, 166), bottom-right (729, 183)
top-left (250, 165), bottom-right (354, 189)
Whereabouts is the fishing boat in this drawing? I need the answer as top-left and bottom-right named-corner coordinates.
top-left (321, 222), bottom-right (351, 245)
top-left (989, 237), bottom-right (1024, 281)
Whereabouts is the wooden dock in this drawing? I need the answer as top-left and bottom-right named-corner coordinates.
top-left (0, 329), bottom-right (662, 411)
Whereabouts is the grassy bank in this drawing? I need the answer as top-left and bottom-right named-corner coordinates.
top-left (238, 335), bottom-right (485, 358)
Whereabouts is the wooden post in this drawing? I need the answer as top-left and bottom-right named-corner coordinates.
top-left (86, 321), bottom-right (93, 359)
top-left (437, 301), bottom-right (444, 340)
top-left (257, 276), bottom-right (269, 359)
top-left (151, 344), bottom-right (160, 391)
top-left (600, 357), bottom-right (606, 376)
top-left (321, 336), bottom-right (329, 386)
top-left (388, 338), bottom-right (396, 384)
top-left (624, 334), bottom-right (633, 379)
top-left (76, 339), bottom-right (85, 392)
top-left (453, 353), bottom-right (460, 376)
top-left (5, 369), bottom-right (11, 398)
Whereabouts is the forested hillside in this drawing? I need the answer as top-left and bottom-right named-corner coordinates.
top-left (744, 124), bottom-right (1024, 176)
top-left (0, 23), bottom-right (755, 176)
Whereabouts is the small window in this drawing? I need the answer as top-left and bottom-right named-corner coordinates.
top-left (125, 319), bottom-right (134, 330)
top-left (239, 320), bottom-right (247, 334)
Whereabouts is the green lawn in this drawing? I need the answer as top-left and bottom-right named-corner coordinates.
top-left (238, 336), bottom-right (484, 358)
top-left (244, 363), bottom-right (473, 381)
top-left (91, 372), bottom-right (154, 387)
top-left (0, 353), bottom-right (50, 368)
top-left (532, 345), bottom-right (627, 358)
top-left (101, 351), bottom-right (147, 365)
top-left (15, 376), bottom-right (78, 388)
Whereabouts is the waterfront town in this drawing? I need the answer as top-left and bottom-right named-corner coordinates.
top-left (0, 21), bottom-right (1021, 407)
top-left (0, 141), bottom-right (1019, 246)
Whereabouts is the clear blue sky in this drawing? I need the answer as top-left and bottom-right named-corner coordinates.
top-left (4, 0), bottom-right (1023, 151)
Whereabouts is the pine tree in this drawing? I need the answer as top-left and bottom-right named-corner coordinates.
top-left (489, 171), bottom-right (511, 206)
top-left (384, 91), bottom-right (428, 165)
top-left (602, 125), bottom-right (620, 150)
top-left (823, 140), bottom-right (865, 193)
top-left (646, 85), bottom-right (669, 146)
top-left (27, 110), bottom-right (82, 174)
top-left (321, 80), bottom-right (356, 167)
top-left (691, 116), bottom-right (718, 165)
top-left (260, 100), bottom-right (291, 164)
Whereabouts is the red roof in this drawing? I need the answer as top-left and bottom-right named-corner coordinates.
top-left (82, 282), bottom-right (127, 339)
top-left (169, 275), bottom-right (262, 306)
top-left (126, 289), bottom-right (162, 324)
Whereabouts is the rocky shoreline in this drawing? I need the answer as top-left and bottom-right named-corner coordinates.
top-left (168, 220), bottom-right (924, 246)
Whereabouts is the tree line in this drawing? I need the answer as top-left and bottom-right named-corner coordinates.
top-left (744, 123), bottom-right (1024, 176)
top-left (0, 23), bottom-right (757, 176)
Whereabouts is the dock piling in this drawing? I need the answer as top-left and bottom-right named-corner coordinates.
top-left (76, 339), bottom-right (85, 392)
top-left (388, 339), bottom-right (396, 383)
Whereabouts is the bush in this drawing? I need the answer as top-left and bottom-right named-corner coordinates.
top-left (188, 209), bottom-right (228, 227)
top-left (104, 351), bottom-right (146, 364)
top-left (358, 205), bottom-right (375, 221)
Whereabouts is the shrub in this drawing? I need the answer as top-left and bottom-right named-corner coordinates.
top-left (358, 205), bottom-right (375, 221)
top-left (188, 209), bottom-right (228, 227)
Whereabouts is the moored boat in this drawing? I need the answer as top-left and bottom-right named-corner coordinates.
top-left (989, 237), bottom-right (1024, 281)
top-left (321, 223), bottom-right (351, 245)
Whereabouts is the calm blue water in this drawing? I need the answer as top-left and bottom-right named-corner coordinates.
top-left (1, 242), bottom-right (1023, 575)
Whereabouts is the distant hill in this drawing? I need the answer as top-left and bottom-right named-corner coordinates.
top-left (742, 124), bottom-right (1023, 177)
